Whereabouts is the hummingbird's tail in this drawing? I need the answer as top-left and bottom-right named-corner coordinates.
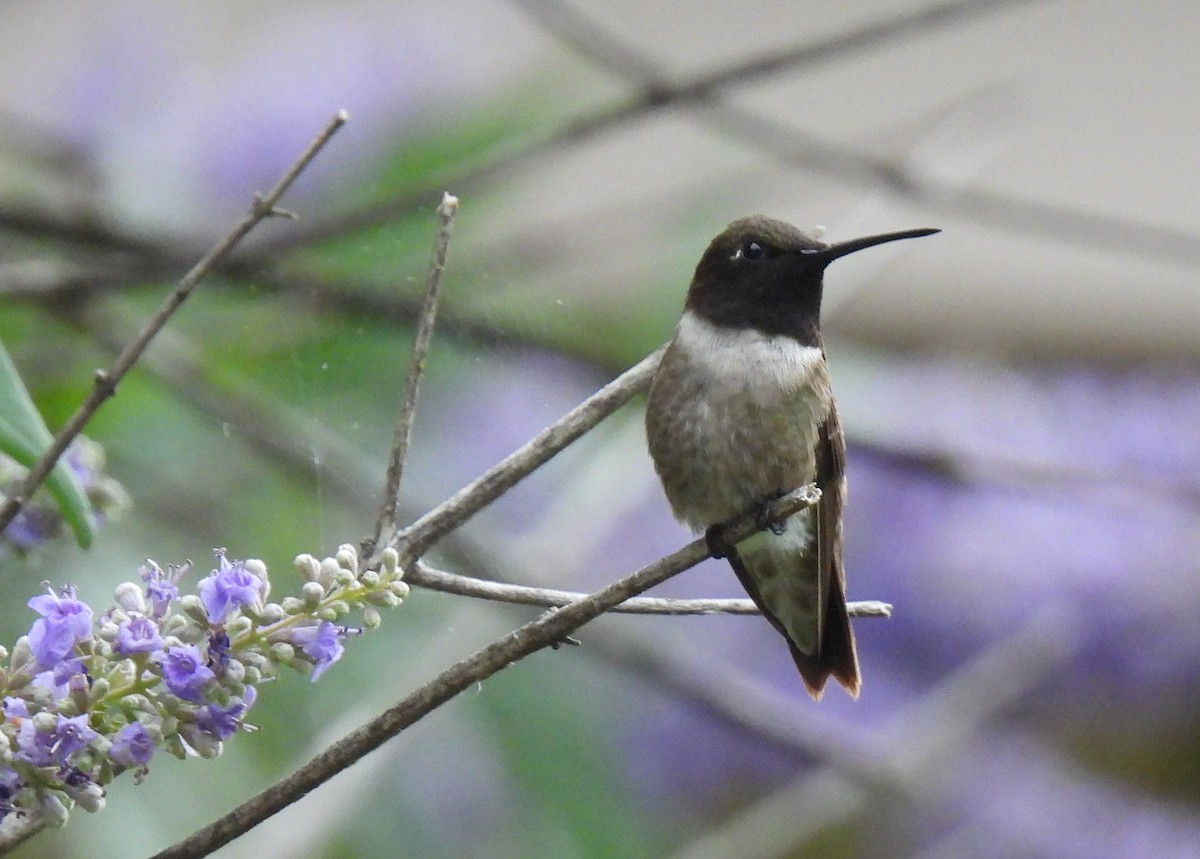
top-left (727, 538), bottom-right (860, 701)
top-left (785, 573), bottom-right (860, 701)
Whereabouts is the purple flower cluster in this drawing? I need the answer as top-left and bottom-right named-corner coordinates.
top-left (0, 437), bottom-right (130, 555)
top-left (0, 544), bottom-right (408, 828)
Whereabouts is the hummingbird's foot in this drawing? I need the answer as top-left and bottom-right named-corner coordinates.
top-left (754, 495), bottom-right (789, 535)
top-left (705, 525), bottom-right (734, 559)
top-left (550, 635), bottom-right (581, 650)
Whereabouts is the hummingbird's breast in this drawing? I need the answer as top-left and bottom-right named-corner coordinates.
top-left (646, 311), bottom-right (832, 530)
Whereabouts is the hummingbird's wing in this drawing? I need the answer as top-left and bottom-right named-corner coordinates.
top-left (812, 404), bottom-right (861, 698)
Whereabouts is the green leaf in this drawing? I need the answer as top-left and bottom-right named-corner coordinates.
top-left (0, 340), bottom-right (95, 548)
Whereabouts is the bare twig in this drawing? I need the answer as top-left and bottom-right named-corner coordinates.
top-left (0, 110), bottom-right (350, 537)
top-left (263, 0), bottom-right (1039, 253)
top-left (373, 193), bottom-right (460, 549)
top-left (388, 345), bottom-right (665, 565)
top-left (409, 560), bottom-right (894, 617)
top-left (151, 485), bottom-right (820, 859)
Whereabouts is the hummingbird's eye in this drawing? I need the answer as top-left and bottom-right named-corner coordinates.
top-left (737, 240), bottom-right (767, 261)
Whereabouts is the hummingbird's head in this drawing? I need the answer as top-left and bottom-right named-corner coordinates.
top-left (685, 215), bottom-right (939, 341)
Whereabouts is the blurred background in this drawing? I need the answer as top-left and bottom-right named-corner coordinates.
top-left (2, 0), bottom-right (1199, 856)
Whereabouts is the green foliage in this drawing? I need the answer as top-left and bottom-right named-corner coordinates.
top-left (0, 339), bottom-right (94, 547)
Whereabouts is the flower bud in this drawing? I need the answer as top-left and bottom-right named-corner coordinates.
top-left (62, 778), bottom-right (106, 813)
top-left (367, 590), bottom-right (402, 609)
top-left (39, 793), bottom-right (70, 828)
top-left (335, 544), bottom-right (358, 574)
top-left (179, 594), bottom-right (209, 624)
top-left (380, 547), bottom-right (401, 577)
top-left (280, 597), bottom-right (304, 615)
top-left (244, 558), bottom-right (270, 598)
top-left (225, 615), bottom-right (253, 638)
top-left (318, 558), bottom-right (340, 588)
top-left (294, 553), bottom-right (322, 582)
top-left (301, 581), bottom-right (325, 608)
top-left (113, 582), bottom-right (147, 614)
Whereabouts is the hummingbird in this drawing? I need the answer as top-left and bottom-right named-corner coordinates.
top-left (644, 216), bottom-right (939, 699)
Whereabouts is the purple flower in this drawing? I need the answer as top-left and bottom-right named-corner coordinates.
top-left (26, 585), bottom-right (93, 671)
top-left (2, 698), bottom-right (28, 721)
top-left (139, 562), bottom-right (181, 619)
top-left (0, 768), bottom-right (23, 822)
top-left (196, 687), bottom-right (257, 741)
top-left (160, 644), bottom-right (215, 703)
top-left (16, 714), bottom-right (97, 768)
top-left (207, 631), bottom-right (231, 672)
top-left (31, 657), bottom-right (88, 701)
top-left (197, 552), bottom-right (262, 624)
top-left (114, 614), bottom-right (163, 655)
top-left (289, 622), bottom-right (345, 681)
top-left (50, 714), bottom-right (98, 762)
top-left (109, 722), bottom-right (154, 769)
top-left (2, 507), bottom-right (61, 551)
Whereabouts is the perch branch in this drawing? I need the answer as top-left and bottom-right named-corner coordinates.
top-left (151, 485), bottom-right (820, 859)
top-left (373, 193), bottom-right (460, 548)
top-left (0, 110), bottom-right (349, 536)
top-left (409, 560), bottom-right (893, 617)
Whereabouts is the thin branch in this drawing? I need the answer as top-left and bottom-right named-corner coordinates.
top-left (151, 485), bottom-right (820, 859)
top-left (388, 345), bottom-right (665, 565)
top-left (0, 110), bottom-right (350, 537)
top-left (409, 560), bottom-right (894, 617)
top-left (373, 193), bottom-right (460, 548)
top-left (261, 0), bottom-right (1040, 254)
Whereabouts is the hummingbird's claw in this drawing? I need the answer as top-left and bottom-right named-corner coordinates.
top-left (754, 496), bottom-right (789, 535)
top-left (549, 635), bottom-right (581, 650)
top-left (705, 525), bottom-right (733, 559)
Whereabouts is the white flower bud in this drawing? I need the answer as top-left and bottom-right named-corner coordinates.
top-left (281, 597), bottom-right (304, 615)
top-left (39, 794), bottom-right (70, 828)
top-left (63, 779), bottom-right (106, 813)
top-left (318, 558), bottom-right (340, 588)
top-left (294, 553), bottom-right (322, 582)
top-left (223, 658), bottom-right (246, 684)
top-left (260, 602), bottom-right (285, 623)
top-left (244, 558), bottom-right (270, 598)
top-left (113, 582), bottom-right (147, 614)
top-left (335, 543), bottom-right (358, 573)
top-left (301, 581), bottom-right (326, 608)
top-left (380, 547), bottom-right (400, 577)
top-left (363, 605), bottom-right (382, 629)
top-left (367, 590), bottom-right (402, 609)
top-left (179, 594), bottom-right (209, 624)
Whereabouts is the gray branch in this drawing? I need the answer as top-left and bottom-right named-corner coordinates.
top-left (409, 560), bottom-right (893, 618)
top-left (0, 110), bottom-right (350, 536)
top-left (150, 485), bottom-right (821, 859)
top-left (373, 193), bottom-right (460, 548)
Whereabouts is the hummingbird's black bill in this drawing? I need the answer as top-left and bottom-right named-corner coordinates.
top-left (802, 227), bottom-right (941, 266)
